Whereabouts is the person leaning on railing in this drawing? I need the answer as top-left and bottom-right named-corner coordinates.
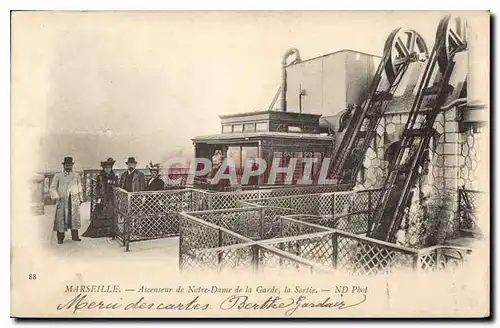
top-left (146, 162), bottom-right (165, 191)
top-left (118, 157), bottom-right (146, 237)
top-left (119, 157), bottom-right (146, 192)
top-left (145, 162), bottom-right (165, 213)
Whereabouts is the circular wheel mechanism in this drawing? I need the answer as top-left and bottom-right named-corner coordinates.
top-left (384, 28), bottom-right (429, 84)
top-left (436, 15), bottom-right (468, 73)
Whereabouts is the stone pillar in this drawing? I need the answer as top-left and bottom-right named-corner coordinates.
top-left (30, 173), bottom-right (45, 215)
top-left (433, 109), bottom-right (461, 241)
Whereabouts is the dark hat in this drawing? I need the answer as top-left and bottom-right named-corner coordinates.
top-left (101, 157), bottom-right (116, 167)
top-left (125, 157), bottom-right (137, 164)
top-left (147, 161), bottom-right (160, 171)
top-left (62, 156), bottom-right (75, 165)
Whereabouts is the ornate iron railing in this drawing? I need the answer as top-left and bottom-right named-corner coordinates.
top-left (183, 206), bottom-right (296, 241)
top-left (417, 245), bottom-right (473, 271)
top-left (112, 187), bottom-right (209, 251)
top-left (239, 189), bottom-right (383, 234)
top-left (179, 212), bottom-right (472, 275)
top-left (458, 188), bottom-right (484, 233)
top-left (110, 184), bottom-right (351, 251)
top-left (201, 184), bottom-right (353, 210)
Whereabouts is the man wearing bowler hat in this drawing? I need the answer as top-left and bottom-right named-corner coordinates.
top-left (49, 156), bottom-right (84, 244)
top-left (119, 157), bottom-right (146, 192)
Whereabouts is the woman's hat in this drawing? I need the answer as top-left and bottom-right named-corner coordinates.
top-left (126, 157), bottom-right (137, 164)
top-left (101, 157), bottom-right (116, 167)
top-left (62, 156), bottom-right (75, 165)
top-left (147, 161), bottom-right (160, 171)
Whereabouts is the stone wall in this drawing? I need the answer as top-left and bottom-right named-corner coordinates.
top-left (354, 108), bottom-right (470, 247)
top-left (459, 127), bottom-right (482, 190)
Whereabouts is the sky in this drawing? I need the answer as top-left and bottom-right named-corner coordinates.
top-left (11, 11), bottom-right (488, 171)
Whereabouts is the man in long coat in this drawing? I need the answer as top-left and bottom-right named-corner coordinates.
top-left (49, 156), bottom-right (84, 244)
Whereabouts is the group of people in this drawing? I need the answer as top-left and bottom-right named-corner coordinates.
top-left (49, 156), bottom-right (166, 244)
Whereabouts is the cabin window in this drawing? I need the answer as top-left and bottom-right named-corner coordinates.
top-left (244, 123), bottom-right (255, 132)
top-left (233, 124), bottom-right (243, 133)
top-left (222, 125), bottom-right (232, 134)
top-left (288, 125), bottom-right (302, 132)
top-left (255, 122), bottom-right (267, 132)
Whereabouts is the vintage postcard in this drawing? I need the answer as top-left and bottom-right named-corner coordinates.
top-left (11, 10), bottom-right (490, 318)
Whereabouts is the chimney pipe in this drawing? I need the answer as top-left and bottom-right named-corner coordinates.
top-left (280, 48), bottom-right (301, 112)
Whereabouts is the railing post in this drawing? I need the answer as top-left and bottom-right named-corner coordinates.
top-left (331, 232), bottom-right (338, 269)
top-left (434, 248), bottom-right (439, 270)
top-left (208, 193), bottom-right (213, 210)
top-left (217, 229), bottom-right (223, 270)
top-left (332, 194), bottom-right (336, 228)
top-left (277, 217), bottom-right (284, 268)
top-left (125, 192), bottom-right (131, 252)
top-left (368, 190), bottom-right (372, 212)
top-left (413, 253), bottom-right (419, 271)
top-left (178, 219), bottom-right (183, 270)
top-left (125, 215), bottom-right (130, 252)
top-left (251, 245), bottom-right (259, 273)
top-left (259, 208), bottom-right (264, 239)
top-left (279, 217), bottom-right (283, 239)
top-left (458, 189), bottom-right (463, 231)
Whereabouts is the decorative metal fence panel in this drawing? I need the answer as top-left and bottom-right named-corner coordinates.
top-left (255, 246), bottom-right (317, 273)
top-left (244, 189), bottom-right (382, 218)
top-left (458, 189), bottom-right (484, 232)
top-left (204, 184), bottom-right (353, 210)
top-left (178, 211), bottom-right (472, 275)
top-left (184, 207), bottom-right (295, 241)
top-left (179, 213), bottom-right (254, 271)
top-left (264, 234), bottom-right (335, 268)
top-left (111, 184), bottom-right (355, 251)
top-left (335, 232), bottom-right (417, 275)
top-left (417, 246), bottom-right (473, 271)
top-left (289, 212), bottom-right (372, 235)
top-left (179, 216), bottom-right (222, 271)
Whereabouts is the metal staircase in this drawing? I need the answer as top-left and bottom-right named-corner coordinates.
top-left (368, 15), bottom-right (469, 243)
top-left (329, 28), bottom-right (428, 185)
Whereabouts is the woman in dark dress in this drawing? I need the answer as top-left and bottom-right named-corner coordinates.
top-left (82, 157), bottom-right (118, 238)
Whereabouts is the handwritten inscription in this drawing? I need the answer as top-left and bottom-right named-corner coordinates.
top-left (56, 293), bottom-right (366, 316)
top-left (220, 294), bottom-right (367, 316)
top-left (57, 294), bottom-right (210, 314)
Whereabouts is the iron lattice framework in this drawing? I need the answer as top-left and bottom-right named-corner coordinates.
top-left (94, 174), bottom-right (478, 274)
top-left (179, 213), bottom-right (472, 275)
top-left (458, 188), bottom-right (484, 233)
top-left (106, 184), bottom-right (351, 251)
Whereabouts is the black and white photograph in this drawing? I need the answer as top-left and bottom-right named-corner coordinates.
top-left (11, 10), bottom-right (490, 318)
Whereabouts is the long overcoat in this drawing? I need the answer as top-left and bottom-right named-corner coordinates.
top-left (49, 171), bottom-right (84, 232)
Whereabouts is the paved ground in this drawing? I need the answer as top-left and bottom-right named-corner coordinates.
top-left (39, 202), bottom-right (179, 265)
